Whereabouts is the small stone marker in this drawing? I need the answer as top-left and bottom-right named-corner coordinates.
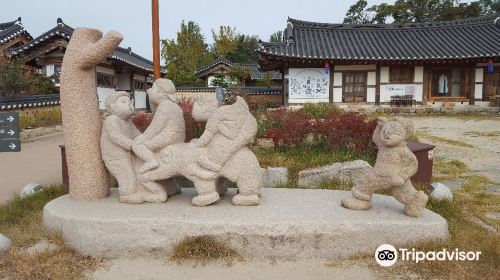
top-left (429, 182), bottom-right (453, 202)
top-left (20, 183), bottom-right (44, 198)
top-left (0, 234), bottom-right (11, 255)
top-left (0, 112), bottom-right (21, 153)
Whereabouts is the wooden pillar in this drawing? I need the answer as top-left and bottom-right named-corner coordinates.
top-left (422, 65), bottom-right (430, 105)
top-left (329, 64), bottom-right (334, 104)
top-left (469, 66), bottom-right (476, 105)
top-left (375, 65), bottom-right (380, 105)
top-left (152, 0), bottom-right (161, 80)
top-left (283, 65), bottom-right (289, 106)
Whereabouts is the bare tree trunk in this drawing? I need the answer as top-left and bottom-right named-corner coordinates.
top-left (60, 28), bottom-right (123, 200)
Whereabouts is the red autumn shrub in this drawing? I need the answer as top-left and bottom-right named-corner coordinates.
top-left (265, 108), bottom-right (313, 147)
top-left (327, 113), bottom-right (377, 154)
top-left (178, 99), bottom-right (205, 142)
top-left (131, 112), bottom-right (152, 133)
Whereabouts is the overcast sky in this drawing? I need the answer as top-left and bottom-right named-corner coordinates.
top-left (2, 0), bottom-right (419, 61)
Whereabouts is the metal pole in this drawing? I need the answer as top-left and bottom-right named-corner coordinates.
top-left (152, 0), bottom-right (161, 80)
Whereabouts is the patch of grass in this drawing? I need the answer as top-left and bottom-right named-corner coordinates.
top-left (0, 185), bottom-right (102, 280)
top-left (251, 144), bottom-right (375, 187)
top-left (432, 158), bottom-right (468, 181)
top-left (368, 172), bottom-right (500, 279)
top-left (464, 131), bottom-right (500, 138)
top-left (18, 107), bottom-right (62, 129)
top-left (170, 235), bottom-right (243, 264)
top-left (0, 185), bottom-right (67, 226)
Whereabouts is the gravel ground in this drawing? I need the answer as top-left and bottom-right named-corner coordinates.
top-left (412, 116), bottom-right (500, 183)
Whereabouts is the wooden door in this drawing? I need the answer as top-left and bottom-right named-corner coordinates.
top-left (343, 72), bottom-right (367, 103)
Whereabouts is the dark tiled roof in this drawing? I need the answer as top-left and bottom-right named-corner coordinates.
top-left (0, 18), bottom-right (20, 31)
top-left (195, 57), bottom-right (239, 74)
top-left (240, 63), bottom-right (282, 80)
top-left (8, 18), bottom-right (159, 73)
top-left (0, 17), bottom-right (31, 45)
top-left (177, 86), bottom-right (282, 95)
top-left (9, 18), bottom-right (72, 56)
top-left (259, 13), bottom-right (500, 62)
top-left (196, 57), bottom-right (282, 80)
top-left (111, 47), bottom-right (160, 73)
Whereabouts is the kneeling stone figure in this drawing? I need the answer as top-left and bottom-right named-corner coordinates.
top-left (342, 117), bottom-right (428, 218)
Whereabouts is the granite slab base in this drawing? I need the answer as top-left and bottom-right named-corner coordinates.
top-left (43, 188), bottom-right (449, 260)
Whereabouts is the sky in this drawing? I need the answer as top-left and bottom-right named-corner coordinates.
top-left (2, 0), bottom-right (408, 61)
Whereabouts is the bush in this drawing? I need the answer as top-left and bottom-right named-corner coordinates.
top-left (19, 107), bottom-right (62, 129)
top-left (265, 109), bottom-right (313, 147)
top-left (302, 102), bottom-right (340, 118)
top-left (178, 99), bottom-right (205, 141)
top-left (131, 100), bottom-right (206, 142)
top-left (327, 113), bottom-right (377, 154)
top-left (131, 112), bottom-right (152, 133)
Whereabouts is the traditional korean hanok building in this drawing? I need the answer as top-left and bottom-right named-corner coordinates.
top-left (0, 17), bottom-right (32, 61)
top-left (196, 56), bottom-right (282, 87)
top-left (6, 18), bottom-right (159, 109)
top-left (258, 13), bottom-right (500, 106)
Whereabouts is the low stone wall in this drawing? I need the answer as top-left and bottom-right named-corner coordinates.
top-left (176, 90), bottom-right (282, 107)
top-left (20, 125), bottom-right (63, 141)
top-left (318, 106), bottom-right (500, 116)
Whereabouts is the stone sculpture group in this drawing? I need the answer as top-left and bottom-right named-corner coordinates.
top-left (60, 27), bottom-right (428, 217)
top-left (101, 79), bottom-right (263, 206)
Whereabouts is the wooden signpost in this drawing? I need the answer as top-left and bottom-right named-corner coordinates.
top-left (0, 112), bottom-right (21, 152)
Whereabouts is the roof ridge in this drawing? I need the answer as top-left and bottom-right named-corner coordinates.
top-left (288, 12), bottom-right (500, 30)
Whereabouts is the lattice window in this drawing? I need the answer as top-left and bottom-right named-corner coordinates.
top-left (97, 72), bottom-right (115, 88)
top-left (390, 67), bottom-right (414, 83)
top-left (134, 80), bottom-right (146, 91)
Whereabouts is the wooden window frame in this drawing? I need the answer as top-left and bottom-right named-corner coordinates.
top-left (342, 71), bottom-right (367, 103)
top-left (389, 66), bottom-right (414, 84)
top-left (97, 72), bottom-right (116, 89)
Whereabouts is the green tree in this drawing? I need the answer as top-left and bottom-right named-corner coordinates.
top-left (343, 0), bottom-right (372, 24)
top-left (211, 26), bottom-right (238, 57)
top-left (161, 21), bottom-right (212, 87)
top-left (344, 0), bottom-right (491, 24)
top-left (226, 35), bottom-right (260, 63)
top-left (269, 31), bottom-right (283, 42)
top-left (0, 60), bottom-right (57, 97)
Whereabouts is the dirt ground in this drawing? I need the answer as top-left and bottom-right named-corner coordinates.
top-left (90, 258), bottom-right (376, 280)
top-left (0, 132), bottom-right (63, 204)
top-left (411, 116), bottom-right (500, 183)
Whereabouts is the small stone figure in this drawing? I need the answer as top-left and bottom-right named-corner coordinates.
top-left (100, 91), bottom-right (148, 203)
top-left (140, 96), bottom-right (263, 207)
top-left (188, 97), bottom-right (261, 206)
top-left (341, 117), bottom-right (428, 217)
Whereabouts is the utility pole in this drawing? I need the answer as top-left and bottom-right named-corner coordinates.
top-left (152, 0), bottom-right (161, 80)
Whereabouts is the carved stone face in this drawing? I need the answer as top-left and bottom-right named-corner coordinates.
top-left (379, 120), bottom-right (406, 147)
top-left (111, 96), bottom-right (134, 118)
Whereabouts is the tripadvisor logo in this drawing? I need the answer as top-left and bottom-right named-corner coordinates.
top-left (375, 244), bottom-right (482, 267)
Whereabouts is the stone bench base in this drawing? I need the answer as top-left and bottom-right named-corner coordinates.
top-left (43, 188), bottom-right (448, 259)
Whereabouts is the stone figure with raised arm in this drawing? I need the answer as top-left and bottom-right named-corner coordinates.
top-left (60, 27), bottom-right (123, 200)
top-left (341, 117), bottom-right (428, 217)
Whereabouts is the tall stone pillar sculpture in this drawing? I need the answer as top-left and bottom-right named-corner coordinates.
top-left (60, 28), bottom-right (123, 200)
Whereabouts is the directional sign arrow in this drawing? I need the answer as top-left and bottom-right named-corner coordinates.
top-left (0, 126), bottom-right (19, 139)
top-left (0, 139), bottom-right (21, 152)
top-left (0, 112), bottom-right (19, 124)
